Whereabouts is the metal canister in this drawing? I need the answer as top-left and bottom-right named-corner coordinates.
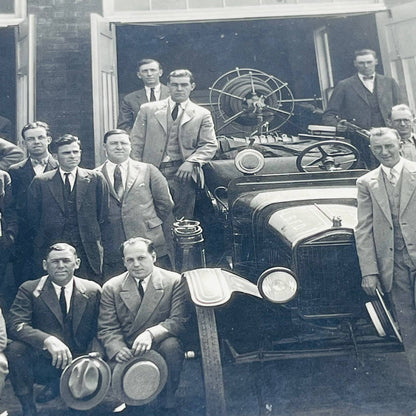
top-left (172, 219), bottom-right (206, 273)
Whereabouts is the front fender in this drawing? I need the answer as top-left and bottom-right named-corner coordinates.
top-left (184, 268), bottom-right (261, 308)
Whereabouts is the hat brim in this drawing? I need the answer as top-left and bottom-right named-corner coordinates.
top-left (60, 354), bottom-right (111, 410)
top-left (365, 289), bottom-right (403, 343)
top-left (111, 350), bottom-right (168, 406)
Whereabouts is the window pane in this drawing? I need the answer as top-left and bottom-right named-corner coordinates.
top-left (0, 0), bottom-right (14, 13)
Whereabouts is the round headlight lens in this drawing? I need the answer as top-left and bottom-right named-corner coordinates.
top-left (234, 148), bottom-right (265, 174)
top-left (257, 267), bottom-right (298, 303)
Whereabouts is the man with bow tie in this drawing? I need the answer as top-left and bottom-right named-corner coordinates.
top-left (322, 49), bottom-right (402, 168)
top-left (96, 129), bottom-right (174, 279)
top-left (98, 237), bottom-right (189, 414)
top-left (9, 121), bottom-right (59, 287)
top-left (130, 69), bottom-right (217, 220)
top-left (27, 134), bottom-right (109, 282)
top-left (355, 127), bottom-right (416, 395)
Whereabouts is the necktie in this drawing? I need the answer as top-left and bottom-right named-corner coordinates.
top-left (114, 164), bottom-right (124, 199)
top-left (171, 103), bottom-right (179, 121)
top-left (150, 88), bottom-right (156, 102)
top-left (389, 168), bottom-right (398, 186)
top-left (362, 75), bottom-right (374, 81)
top-left (31, 158), bottom-right (48, 167)
top-left (59, 286), bottom-right (67, 319)
top-left (138, 280), bottom-right (145, 299)
top-left (64, 173), bottom-right (71, 200)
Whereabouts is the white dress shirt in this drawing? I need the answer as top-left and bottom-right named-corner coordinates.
top-left (381, 157), bottom-right (404, 183)
top-left (358, 73), bottom-right (375, 93)
top-left (59, 167), bottom-right (77, 191)
top-left (105, 159), bottom-right (129, 190)
top-left (51, 278), bottom-right (74, 313)
top-left (145, 84), bottom-right (161, 102)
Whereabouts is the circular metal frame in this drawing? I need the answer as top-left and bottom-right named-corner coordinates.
top-left (257, 267), bottom-right (298, 304)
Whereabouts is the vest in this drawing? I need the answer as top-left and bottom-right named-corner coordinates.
top-left (363, 80), bottom-right (384, 127)
top-left (164, 108), bottom-right (183, 162)
top-left (384, 171), bottom-right (405, 251)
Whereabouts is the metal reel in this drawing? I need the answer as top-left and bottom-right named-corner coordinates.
top-left (209, 68), bottom-right (295, 135)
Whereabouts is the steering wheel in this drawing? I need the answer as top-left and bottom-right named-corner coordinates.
top-left (296, 140), bottom-right (360, 172)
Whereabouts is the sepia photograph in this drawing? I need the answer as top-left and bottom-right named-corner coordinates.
top-left (0, 1), bottom-right (416, 415)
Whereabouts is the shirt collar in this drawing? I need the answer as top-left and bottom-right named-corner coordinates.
top-left (59, 167), bottom-right (77, 177)
top-left (380, 157), bottom-right (404, 176)
top-left (132, 273), bottom-right (151, 291)
top-left (30, 154), bottom-right (51, 166)
top-left (106, 158), bottom-right (130, 169)
top-left (51, 277), bottom-right (74, 295)
top-left (358, 73), bottom-right (375, 82)
top-left (145, 84), bottom-right (161, 94)
top-left (168, 97), bottom-right (188, 111)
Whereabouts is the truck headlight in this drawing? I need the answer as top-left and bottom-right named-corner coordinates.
top-left (257, 267), bottom-right (298, 303)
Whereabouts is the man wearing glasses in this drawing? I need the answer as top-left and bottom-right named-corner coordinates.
top-left (389, 104), bottom-right (416, 161)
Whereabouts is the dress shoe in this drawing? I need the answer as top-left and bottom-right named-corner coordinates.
top-left (35, 382), bottom-right (59, 403)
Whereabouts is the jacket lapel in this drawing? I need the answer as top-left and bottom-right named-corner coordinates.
top-left (180, 101), bottom-right (195, 126)
top-left (124, 160), bottom-right (141, 197)
top-left (120, 272), bottom-right (142, 317)
top-left (369, 167), bottom-right (392, 225)
top-left (47, 170), bottom-right (66, 213)
top-left (71, 278), bottom-right (90, 334)
top-left (155, 101), bottom-right (169, 134)
top-left (45, 155), bottom-right (59, 172)
top-left (75, 168), bottom-right (90, 211)
top-left (101, 162), bottom-right (121, 203)
top-left (39, 278), bottom-right (64, 327)
top-left (351, 74), bottom-right (369, 106)
top-left (400, 161), bottom-right (416, 215)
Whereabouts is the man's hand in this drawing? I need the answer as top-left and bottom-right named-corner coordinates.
top-left (176, 161), bottom-right (194, 182)
top-left (132, 331), bottom-right (153, 356)
top-left (115, 347), bottom-right (134, 363)
top-left (43, 336), bottom-right (72, 369)
top-left (361, 274), bottom-right (383, 297)
top-left (336, 120), bottom-right (348, 134)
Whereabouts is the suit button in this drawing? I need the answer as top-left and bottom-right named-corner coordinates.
top-left (389, 248), bottom-right (393, 251)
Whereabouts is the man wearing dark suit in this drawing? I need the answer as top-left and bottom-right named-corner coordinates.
top-left (355, 128), bottom-right (416, 399)
top-left (98, 237), bottom-right (189, 414)
top-left (6, 243), bottom-right (101, 416)
top-left (117, 59), bottom-right (170, 133)
top-left (96, 129), bottom-right (174, 278)
top-left (130, 69), bottom-right (218, 219)
top-left (322, 49), bottom-right (402, 168)
top-left (9, 121), bottom-right (59, 287)
top-left (0, 137), bottom-right (24, 171)
top-left (27, 134), bottom-right (109, 282)
top-left (0, 115), bottom-right (12, 141)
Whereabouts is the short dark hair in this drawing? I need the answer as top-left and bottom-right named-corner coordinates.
top-left (137, 59), bottom-right (162, 71)
top-left (369, 127), bottom-right (401, 142)
top-left (120, 237), bottom-right (156, 257)
top-left (22, 121), bottom-right (50, 139)
top-left (46, 243), bottom-right (77, 259)
top-left (168, 69), bottom-right (195, 84)
top-left (103, 129), bottom-right (129, 144)
top-left (50, 134), bottom-right (81, 153)
top-left (354, 49), bottom-right (377, 60)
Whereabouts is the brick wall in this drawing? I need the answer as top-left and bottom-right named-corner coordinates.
top-left (28, 0), bottom-right (102, 168)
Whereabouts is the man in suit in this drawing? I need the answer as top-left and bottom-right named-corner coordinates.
top-left (355, 127), bottom-right (416, 392)
top-left (96, 129), bottom-right (174, 278)
top-left (27, 134), bottom-right (109, 282)
top-left (117, 59), bottom-right (170, 132)
top-left (131, 69), bottom-right (218, 219)
top-left (0, 137), bottom-right (24, 171)
top-left (9, 121), bottom-right (59, 287)
top-left (6, 243), bottom-right (101, 416)
top-left (98, 237), bottom-right (189, 414)
top-left (0, 115), bottom-right (12, 141)
top-left (322, 49), bottom-right (402, 168)
top-left (388, 104), bottom-right (416, 161)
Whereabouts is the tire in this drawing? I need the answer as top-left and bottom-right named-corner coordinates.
top-left (195, 306), bottom-right (227, 416)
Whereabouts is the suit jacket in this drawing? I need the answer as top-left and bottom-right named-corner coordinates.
top-left (96, 158), bottom-right (173, 260)
top-left (7, 275), bottom-right (101, 354)
top-left (98, 267), bottom-right (188, 360)
top-left (0, 169), bottom-right (17, 239)
top-left (0, 116), bottom-right (12, 141)
top-left (130, 98), bottom-right (218, 173)
top-left (117, 84), bottom-right (170, 132)
top-left (0, 138), bottom-right (24, 171)
top-left (322, 73), bottom-right (401, 129)
top-left (355, 159), bottom-right (416, 292)
top-left (27, 167), bottom-right (109, 274)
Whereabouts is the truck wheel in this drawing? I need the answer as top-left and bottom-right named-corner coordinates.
top-left (195, 306), bottom-right (227, 416)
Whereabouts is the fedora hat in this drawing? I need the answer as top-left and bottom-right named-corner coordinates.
top-left (111, 350), bottom-right (168, 406)
top-left (60, 353), bottom-right (111, 410)
top-left (366, 289), bottom-right (403, 343)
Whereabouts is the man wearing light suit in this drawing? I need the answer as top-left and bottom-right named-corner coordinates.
top-left (323, 49), bottom-right (402, 168)
top-left (355, 127), bottom-right (416, 393)
top-left (27, 134), bottom-right (109, 282)
top-left (117, 59), bottom-right (170, 132)
top-left (130, 69), bottom-right (218, 219)
top-left (96, 129), bottom-right (174, 278)
top-left (98, 237), bottom-right (189, 414)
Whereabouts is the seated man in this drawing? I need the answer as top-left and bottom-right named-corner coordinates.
top-left (6, 243), bottom-right (101, 416)
top-left (98, 237), bottom-right (189, 414)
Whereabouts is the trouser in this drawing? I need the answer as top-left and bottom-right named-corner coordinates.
top-left (390, 248), bottom-right (416, 385)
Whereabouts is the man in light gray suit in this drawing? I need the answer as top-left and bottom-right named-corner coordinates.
top-left (96, 129), bottom-right (174, 278)
top-left (130, 69), bottom-right (217, 219)
top-left (355, 127), bottom-right (416, 393)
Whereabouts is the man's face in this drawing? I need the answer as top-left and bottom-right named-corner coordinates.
top-left (53, 142), bottom-right (81, 172)
top-left (137, 62), bottom-right (162, 87)
top-left (354, 53), bottom-right (378, 77)
top-left (123, 241), bottom-right (156, 280)
top-left (23, 127), bottom-right (51, 158)
top-left (390, 108), bottom-right (414, 140)
top-left (168, 76), bottom-right (195, 103)
top-left (370, 132), bottom-right (401, 168)
top-left (104, 133), bottom-right (131, 164)
top-left (43, 248), bottom-right (80, 286)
